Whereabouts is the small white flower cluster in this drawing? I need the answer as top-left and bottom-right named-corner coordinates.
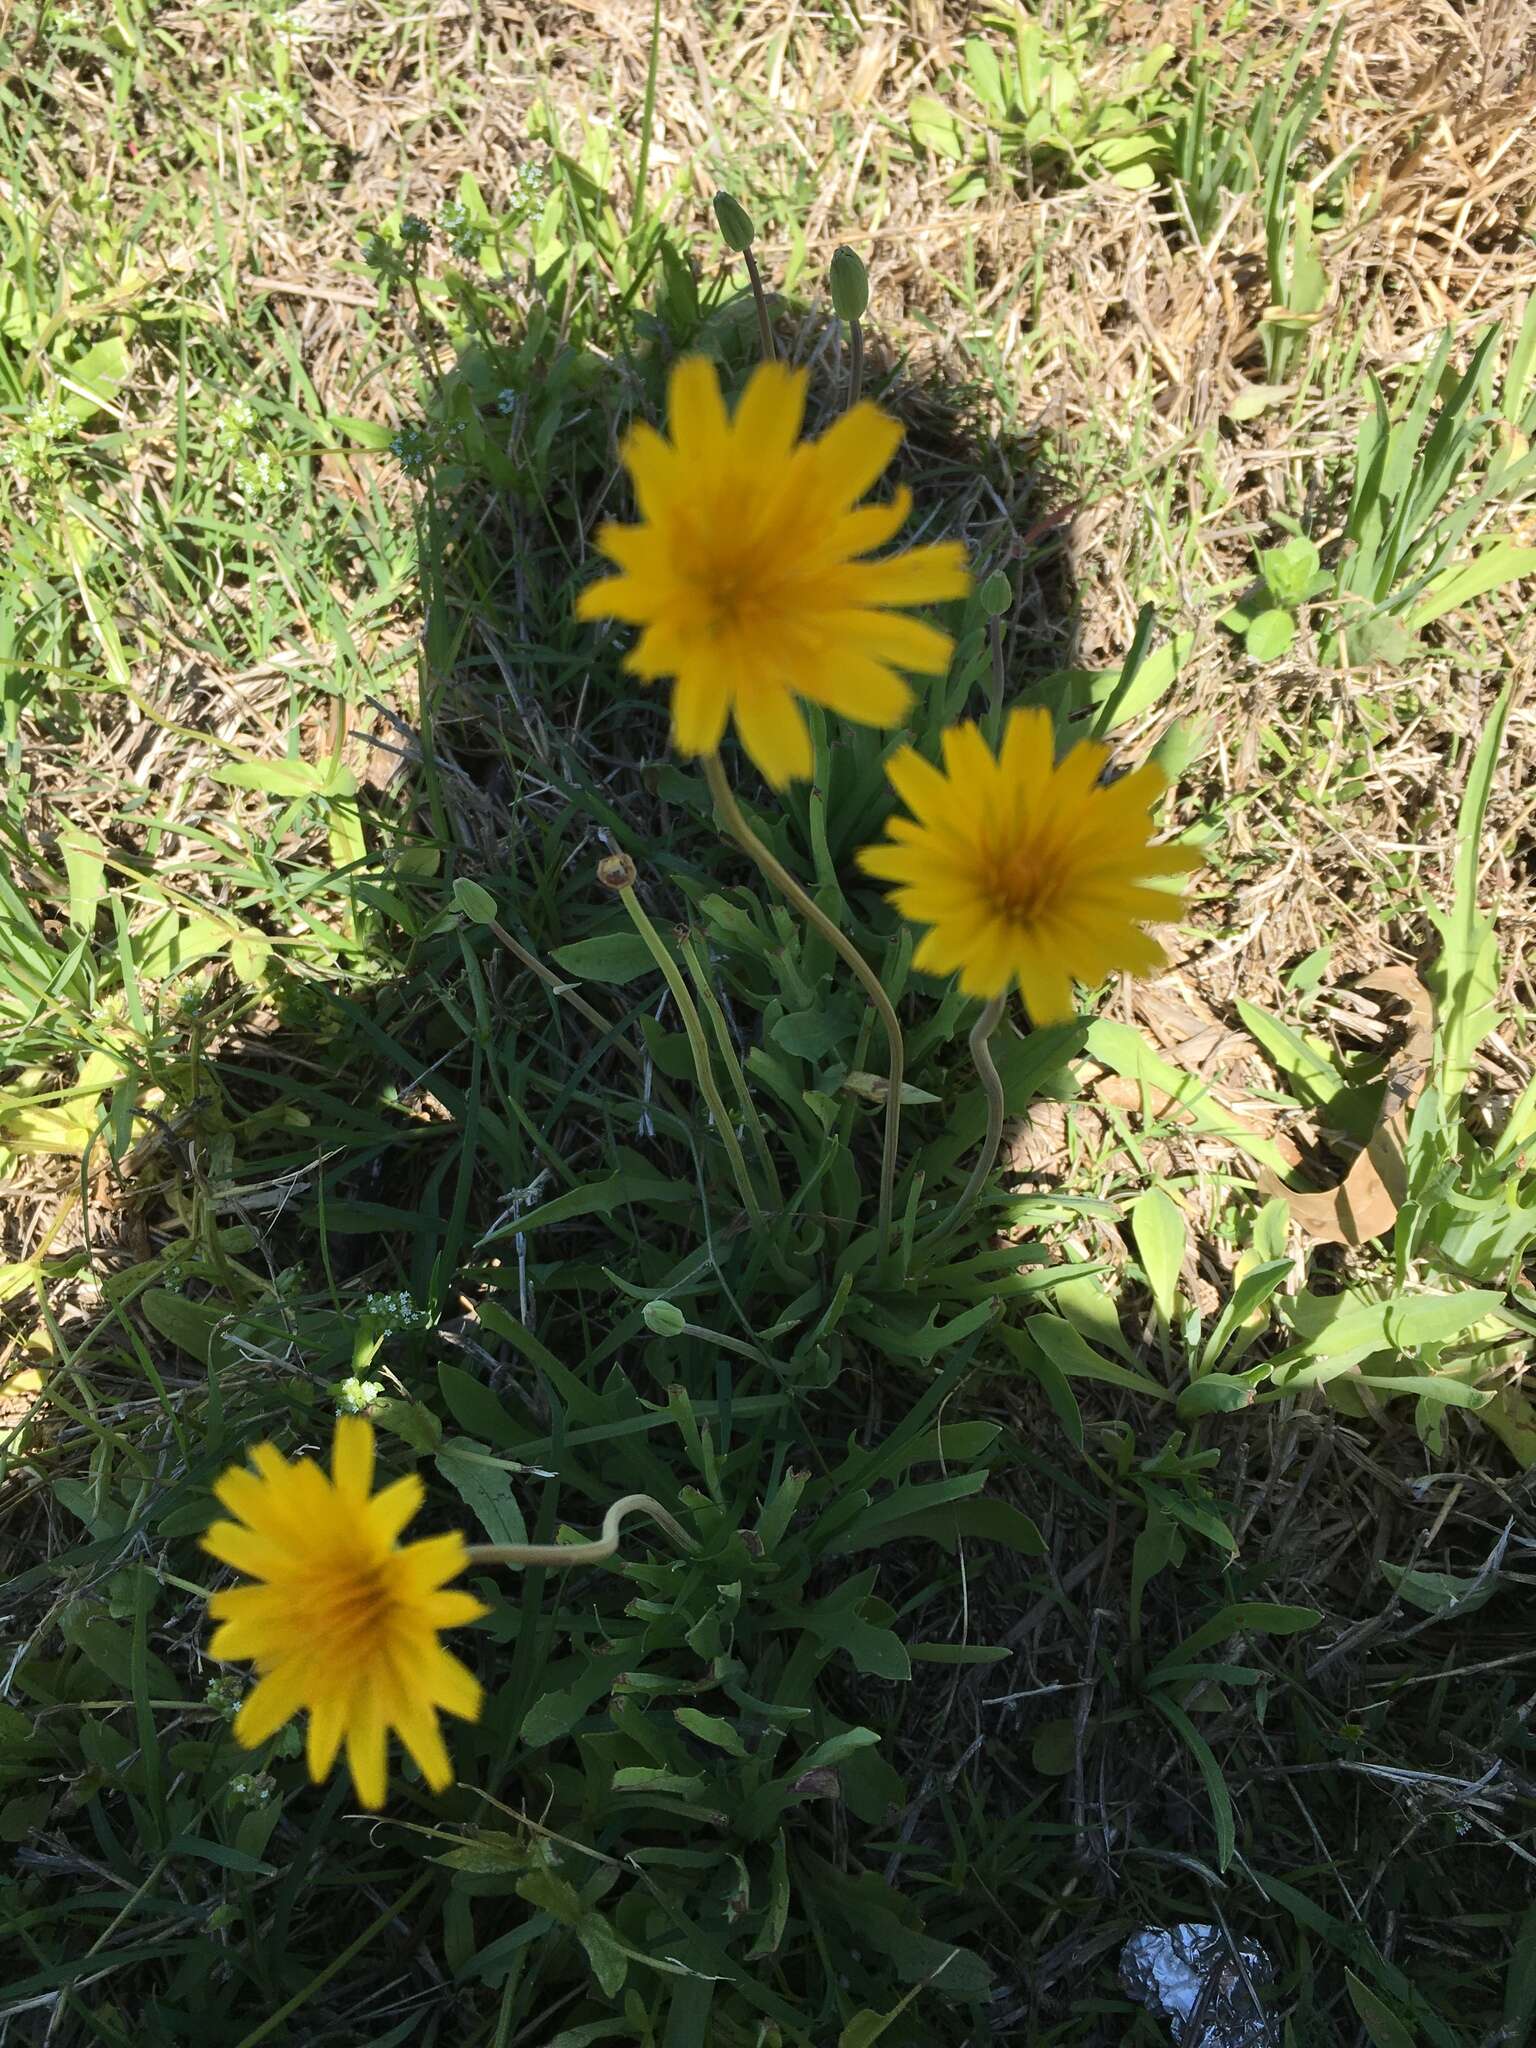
top-left (390, 424), bottom-right (431, 475)
top-left (496, 388), bottom-right (519, 417)
top-left (4, 394), bottom-right (75, 485)
top-left (237, 447), bottom-right (281, 497)
top-left (205, 1673), bottom-right (243, 1721)
top-left (231, 85), bottom-right (296, 129)
top-left (513, 159), bottom-right (549, 209)
top-left (336, 1375), bottom-right (384, 1415)
top-left (214, 398), bottom-right (257, 452)
top-left (227, 1771), bottom-right (275, 1808)
top-left (362, 1290), bottom-right (432, 1332)
top-left (439, 198), bottom-right (483, 261)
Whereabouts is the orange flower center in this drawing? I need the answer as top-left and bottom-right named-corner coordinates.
top-left (986, 840), bottom-right (1063, 928)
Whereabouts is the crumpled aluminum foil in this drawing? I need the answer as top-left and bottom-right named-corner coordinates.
top-left (1119, 1923), bottom-right (1279, 2047)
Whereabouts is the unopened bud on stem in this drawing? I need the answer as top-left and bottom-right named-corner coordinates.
top-left (829, 245), bottom-right (869, 323)
top-left (712, 191), bottom-right (756, 253)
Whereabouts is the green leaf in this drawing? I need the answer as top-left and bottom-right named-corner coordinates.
top-left (1130, 1186), bottom-right (1185, 1324)
top-left (1151, 1695), bottom-right (1235, 1870)
top-left (1278, 1287), bottom-right (1505, 1370)
top-left (492, 1159), bottom-right (693, 1237)
top-left (1084, 1019), bottom-right (1296, 1174)
top-left (139, 1289), bottom-right (229, 1368)
top-left (438, 1829), bottom-right (533, 1875)
top-left (549, 932), bottom-right (672, 986)
top-left (673, 1708), bottom-right (749, 1757)
top-left (435, 1439), bottom-right (528, 1547)
top-left (1022, 1314), bottom-right (1168, 1400)
top-left (1428, 675), bottom-right (1513, 1103)
top-left (60, 335), bottom-right (130, 422)
top-left (909, 94), bottom-right (968, 160)
top-left (1176, 1372), bottom-right (1260, 1420)
top-left (1244, 607), bottom-right (1296, 662)
top-left (1165, 1602), bottom-right (1321, 1663)
top-left (1258, 535), bottom-right (1322, 607)
top-left (1346, 1971), bottom-right (1418, 2048)
top-left (1031, 1718), bottom-right (1077, 1774)
top-left (213, 754), bottom-right (358, 799)
top-left (329, 413), bottom-right (396, 450)
top-left (1235, 998), bottom-right (1347, 1109)
top-left (1378, 1561), bottom-right (1497, 1618)
top-left (1410, 536), bottom-right (1536, 628)
top-left (908, 1642), bottom-right (1011, 1665)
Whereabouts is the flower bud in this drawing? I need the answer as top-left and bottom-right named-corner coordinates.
top-left (642, 1299), bottom-right (688, 1338)
top-left (712, 190), bottom-right (756, 253)
top-left (979, 570), bottom-right (1012, 617)
top-left (829, 245), bottom-right (869, 323)
top-left (452, 877), bottom-right (499, 924)
top-left (596, 851), bottom-right (639, 892)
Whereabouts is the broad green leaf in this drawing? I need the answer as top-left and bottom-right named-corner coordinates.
top-left (1379, 1561), bottom-right (1497, 1618)
top-left (1410, 536), bottom-right (1536, 627)
top-left (1346, 1972), bottom-right (1418, 2048)
top-left (214, 754), bottom-right (358, 799)
top-left (435, 1438), bottom-right (528, 1547)
top-left (1259, 535), bottom-right (1322, 607)
top-left (1084, 1019), bottom-right (1295, 1174)
top-left (329, 413), bottom-right (396, 450)
top-left (1244, 606), bottom-right (1296, 662)
top-left (1176, 1371), bottom-right (1260, 1419)
top-left (1235, 998), bottom-right (1347, 1108)
top-left (1023, 1313), bottom-right (1168, 1400)
top-left (550, 932), bottom-right (674, 986)
top-left (60, 335), bottom-right (130, 422)
top-left (1166, 1602), bottom-right (1321, 1662)
top-left (1279, 1287), bottom-right (1505, 1368)
top-left (1130, 1186), bottom-right (1185, 1324)
top-left (909, 94), bottom-right (968, 160)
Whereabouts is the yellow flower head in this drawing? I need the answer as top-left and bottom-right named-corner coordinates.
top-left (202, 1417), bottom-right (486, 1809)
top-left (575, 356), bottom-right (970, 788)
top-left (858, 708), bottom-right (1201, 1021)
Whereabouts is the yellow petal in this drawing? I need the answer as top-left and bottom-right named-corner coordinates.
top-left (366, 1472), bottom-right (425, 1545)
top-left (667, 356), bottom-right (728, 460)
top-left (234, 1659), bottom-right (312, 1749)
top-left (795, 653), bottom-right (912, 728)
top-left (732, 686), bottom-right (813, 788)
top-left (346, 1689), bottom-right (389, 1809)
top-left (307, 1683), bottom-right (350, 1783)
top-left (806, 402), bottom-right (903, 513)
top-left (331, 1416), bottom-right (375, 1501)
top-left (201, 1520), bottom-right (289, 1580)
top-left (826, 542), bottom-right (971, 608)
top-left (731, 361), bottom-right (808, 460)
top-left (671, 668), bottom-right (732, 756)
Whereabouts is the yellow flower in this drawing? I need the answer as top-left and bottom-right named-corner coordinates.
top-left (857, 708), bottom-right (1201, 1021)
top-left (575, 356), bottom-right (970, 788)
top-left (202, 1418), bottom-right (486, 1808)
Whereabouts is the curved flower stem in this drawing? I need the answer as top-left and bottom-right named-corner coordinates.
top-left (678, 931), bottom-right (783, 1208)
top-left (743, 246), bottom-right (777, 362)
top-left (703, 750), bottom-right (905, 1252)
top-left (618, 884), bottom-right (765, 1225)
top-left (466, 1493), bottom-right (693, 1570)
top-left (940, 994), bottom-right (1008, 1237)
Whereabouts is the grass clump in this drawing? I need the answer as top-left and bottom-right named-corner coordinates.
top-left (3, 3), bottom-right (1536, 2044)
